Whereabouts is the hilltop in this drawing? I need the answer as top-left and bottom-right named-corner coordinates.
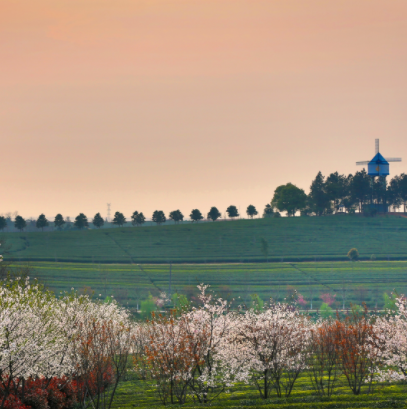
top-left (2, 214), bottom-right (407, 263)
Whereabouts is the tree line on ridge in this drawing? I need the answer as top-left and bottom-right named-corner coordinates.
top-left (1, 170), bottom-right (407, 232)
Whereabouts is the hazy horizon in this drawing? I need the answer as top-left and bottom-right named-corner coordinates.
top-left (1, 0), bottom-right (407, 219)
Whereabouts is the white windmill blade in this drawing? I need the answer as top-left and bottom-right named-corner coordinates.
top-left (385, 158), bottom-right (402, 162)
top-left (375, 139), bottom-right (379, 154)
top-left (356, 161), bottom-right (369, 165)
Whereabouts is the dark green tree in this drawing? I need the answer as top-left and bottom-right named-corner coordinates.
top-left (190, 209), bottom-right (203, 222)
top-left (112, 211), bottom-right (126, 227)
top-left (169, 210), bottom-right (184, 223)
top-left (54, 214), bottom-right (65, 229)
top-left (325, 172), bottom-right (350, 213)
top-left (226, 205), bottom-right (239, 219)
top-left (14, 216), bottom-right (26, 231)
top-left (131, 211), bottom-right (146, 226)
top-left (349, 169), bottom-right (371, 213)
top-left (246, 205), bottom-right (258, 219)
top-left (399, 174), bottom-right (407, 213)
top-left (74, 213), bottom-right (89, 230)
top-left (372, 177), bottom-right (387, 209)
top-left (387, 176), bottom-right (401, 210)
top-left (263, 204), bottom-right (274, 218)
top-left (152, 210), bottom-right (166, 225)
top-left (0, 216), bottom-right (7, 231)
top-left (309, 171), bottom-right (331, 216)
top-left (93, 212), bottom-right (105, 228)
top-left (271, 183), bottom-right (307, 216)
top-left (36, 214), bottom-right (49, 231)
top-left (389, 174), bottom-right (407, 212)
top-left (207, 207), bottom-right (221, 222)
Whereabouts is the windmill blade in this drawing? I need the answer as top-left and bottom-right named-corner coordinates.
top-left (375, 139), bottom-right (379, 154)
top-left (385, 158), bottom-right (402, 162)
top-left (356, 161), bottom-right (369, 165)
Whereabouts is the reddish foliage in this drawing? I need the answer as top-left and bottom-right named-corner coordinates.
top-left (0, 368), bottom-right (114, 409)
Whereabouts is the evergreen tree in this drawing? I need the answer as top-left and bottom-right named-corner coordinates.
top-left (397, 173), bottom-right (407, 213)
top-left (309, 171), bottom-right (331, 216)
top-left (226, 205), bottom-right (239, 219)
top-left (131, 211), bottom-right (139, 226)
top-left (152, 210), bottom-right (166, 225)
top-left (207, 207), bottom-right (221, 222)
top-left (54, 214), bottom-right (65, 229)
top-left (169, 210), bottom-right (184, 223)
top-left (93, 212), bottom-right (105, 228)
top-left (14, 215), bottom-right (26, 231)
top-left (74, 213), bottom-right (88, 229)
top-left (262, 204), bottom-right (274, 218)
top-left (131, 211), bottom-right (146, 226)
top-left (0, 216), bottom-right (7, 231)
top-left (349, 169), bottom-right (371, 212)
top-left (190, 209), bottom-right (203, 222)
top-left (325, 172), bottom-right (349, 212)
top-left (246, 205), bottom-right (258, 219)
top-left (112, 211), bottom-right (126, 227)
top-left (36, 214), bottom-right (49, 231)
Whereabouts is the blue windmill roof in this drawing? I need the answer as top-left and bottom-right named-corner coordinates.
top-left (369, 152), bottom-right (389, 165)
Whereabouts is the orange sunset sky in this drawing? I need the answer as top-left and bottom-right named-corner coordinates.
top-left (1, 0), bottom-right (407, 220)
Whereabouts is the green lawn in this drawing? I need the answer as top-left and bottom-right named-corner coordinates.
top-left (2, 215), bottom-right (407, 263)
top-left (111, 372), bottom-right (407, 408)
top-left (17, 260), bottom-right (407, 311)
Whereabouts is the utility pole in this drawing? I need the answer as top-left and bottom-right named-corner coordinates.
top-left (107, 203), bottom-right (111, 222)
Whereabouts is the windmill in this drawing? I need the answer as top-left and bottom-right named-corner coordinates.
top-left (356, 139), bottom-right (402, 212)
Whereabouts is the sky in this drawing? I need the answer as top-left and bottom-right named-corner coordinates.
top-left (1, 0), bottom-right (407, 220)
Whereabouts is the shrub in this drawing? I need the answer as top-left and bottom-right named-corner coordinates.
top-left (347, 248), bottom-right (359, 261)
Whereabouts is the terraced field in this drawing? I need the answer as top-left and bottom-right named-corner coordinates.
top-left (19, 260), bottom-right (407, 311)
top-left (2, 215), bottom-right (407, 263)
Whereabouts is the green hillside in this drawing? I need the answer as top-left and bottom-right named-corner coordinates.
top-left (2, 215), bottom-right (407, 263)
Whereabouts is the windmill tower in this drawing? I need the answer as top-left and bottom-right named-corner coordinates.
top-left (356, 139), bottom-right (401, 212)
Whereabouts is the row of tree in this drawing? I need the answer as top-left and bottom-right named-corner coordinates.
top-left (0, 204), bottom-right (269, 231)
top-left (271, 171), bottom-right (407, 216)
top-left (5, 275), bottom-right (407, 408)
top-left (3, 170), bottom-right (406, 231)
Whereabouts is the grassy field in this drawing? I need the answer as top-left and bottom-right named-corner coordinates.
top-left (2, 215), bottom-right (407, 263)
top-left (18, 260), bottom-right (407, 311)
top-left (111, 371), bottom-right (407, 408)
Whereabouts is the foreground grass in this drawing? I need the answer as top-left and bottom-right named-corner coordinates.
top-left (111, 372), bottom-right (407, 408)
top-left (2, 215), bottom-right (407, 263)
top-left (18, 260), bottom-right (407, 311)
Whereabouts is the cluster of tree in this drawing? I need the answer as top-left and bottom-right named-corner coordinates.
top-left (4, 275), bottom-right (407, 407)
top-left (0, 276), bottom-right (133, 409)
top-left (271, 171), bottom-right (407, 216)
top-left (136, 288), bottom-right (407, 404)
top-left (4, 170), bottom-right (405, 232)
top-left (0, 204), bottom-right (264, 232)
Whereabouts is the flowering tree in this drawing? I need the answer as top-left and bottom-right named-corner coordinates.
top-left (334, 306), bottom-right (382, 395)
top-left (307, 319), bottom-right (340, 396)
top-left (374, 296), bottom-right (407, 382)
top-left (183, 285), bottom-right (239, 403)
top-left (320, 293), bottom-right (336, 306)
top-left (0, 274), bottom-right (134, 409)
top-left (137, 312), bottom-right (193, 404)
top-left (0, 277), bottom-right (64, 407)
top-left (227, 304), bottom-right (310, 399)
